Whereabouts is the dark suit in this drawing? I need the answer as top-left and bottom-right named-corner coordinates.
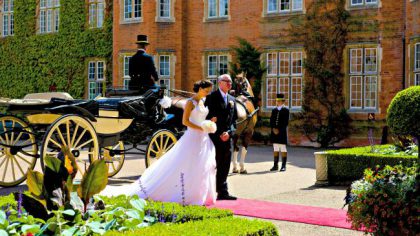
top-left (128, 50), bottom-right (159, 91)
top-left (270, 106), bottom-right (289, 144)
top-left (205, 90), bottom-right (237, 197)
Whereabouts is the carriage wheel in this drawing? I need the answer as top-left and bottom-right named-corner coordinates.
top-left (0, 116), bottom-right (37, 187)
top-left (91, 141), bottom-right (125, 177)
top-left (145, 129), bottom-right (177, 168)
top-left (40, 115), bottom-right (99, 181)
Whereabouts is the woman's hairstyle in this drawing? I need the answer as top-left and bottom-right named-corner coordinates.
top-left (193, 79), bottom-right (213, 93)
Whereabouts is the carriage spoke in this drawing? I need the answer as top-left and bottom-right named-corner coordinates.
top-left (2, 157), bottom-right (9, 181)
top-left (13, 155), bottom-right (25, 177)
top-left (74, 139), bottom-right (93, 150)
top-left (0, 155), bottom-right (8, 169)
top-left (10, 156), bottom-right (16, 181)
top-left (111, 162), bottom-right (116, 171)
top-left (0, 135), bottom-right (5, 144)
top-left (162, 137), bottom-right (170, 150)
top-left (73, 129), bottom-right (87, 150)
top-left (149, 149), bottom-right (158, 155)
top-left (2, 120), bottom-right (9, 144)
top-left (152, 139), bottom-right (161, 152)
top-left (16, 154), bottom-right (33, 165)
top-left (12, 132), bottom-right (23, 145)
top-left (166, 143), bottom-right (175, 150)
top-left (48, 138), bottom-right (62, 149)
top-left (56, 126), bottom-right (67, 147)
top-left (19, 139), bottom-right (32, 146)
top-left (71, 124), bottom-right (80, 147)
top-left (10, 121), bottom-right (15, 144)
top-left (66, 121), bottom-right (72, 148)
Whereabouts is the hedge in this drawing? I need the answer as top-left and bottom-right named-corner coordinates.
top-left (325, 145), bottom-right (418, 183)
top-left (104, 218), bottom-right (279, 236)
top-left (99, 195), bottom-right (233, 223)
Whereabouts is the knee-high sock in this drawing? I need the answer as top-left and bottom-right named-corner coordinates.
top-left (239, 147), bottom-right (247, 169)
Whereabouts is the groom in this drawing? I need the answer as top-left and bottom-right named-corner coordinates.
top-left (205, 74), bottom-right (237, 200)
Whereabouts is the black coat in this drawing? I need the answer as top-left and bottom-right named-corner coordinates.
top-left (128, 50), bottom-right (159, 90)
top-left (205, 90), bottom-right (237, 145)
top-left (270, 106), bottom-right (289, 144)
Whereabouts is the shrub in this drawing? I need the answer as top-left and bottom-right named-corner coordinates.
top-left (99, 195), bottom-right (233, 223)
top-left (387, 86), bottom-right (420, 158)
top-left (346, 164), bottom-right (419, 235)
top-left (326, 145), bottom-right (417, 183)
top-left (104, 217), bottom-right (279, 236)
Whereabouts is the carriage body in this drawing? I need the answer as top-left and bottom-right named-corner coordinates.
top-left (0, 90), bottom-right (181, 187)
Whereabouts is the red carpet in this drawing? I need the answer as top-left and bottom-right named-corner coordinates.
top-left (208, 198), bottom-right (356, 230)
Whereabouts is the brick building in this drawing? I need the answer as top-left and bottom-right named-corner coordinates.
top-left (111, 0), bottom-right (419, 146)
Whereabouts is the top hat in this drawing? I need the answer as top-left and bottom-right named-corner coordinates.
top-left (136, 34), bottom-right (149, 45)
top-left (276, 93), bottom-right (285, 101)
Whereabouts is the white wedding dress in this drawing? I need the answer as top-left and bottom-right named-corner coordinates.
top-left (101, 99), bottom-right (217, 206)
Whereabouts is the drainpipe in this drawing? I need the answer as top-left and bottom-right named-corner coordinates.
top-left (402, 0), bottom-right (407, 89)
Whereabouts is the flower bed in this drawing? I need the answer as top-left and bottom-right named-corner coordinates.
top-left (0, 193), bottom-right (278, 235)
top-left (325, 145), bottom-right (417, 184)
top-left (346, 164), bottom-right (419, 235)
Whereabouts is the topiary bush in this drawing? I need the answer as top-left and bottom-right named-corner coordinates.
top-left (387, 86), bottom-right (420, 158)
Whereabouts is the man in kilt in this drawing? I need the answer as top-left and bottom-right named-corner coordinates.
top-left (270, 94), bottom-right (289, 172)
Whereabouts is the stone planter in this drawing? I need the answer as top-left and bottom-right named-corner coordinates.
top-left (314, 151), bottom-right (329, 186)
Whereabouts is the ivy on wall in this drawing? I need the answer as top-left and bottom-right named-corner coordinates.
top-left (0, 0), bottom-right (112, 99)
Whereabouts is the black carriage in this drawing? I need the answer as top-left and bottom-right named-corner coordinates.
top-left (0, 88), bottom-right (181, 187)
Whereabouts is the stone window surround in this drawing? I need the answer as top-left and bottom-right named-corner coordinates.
top-left (203, 0), bottom-right (230, 22)
top-left (155, 51), bottom-right (176, 92)
top-left (264, 49), bottom-right (304, 111)
top-left (345, 44), bottom-right (381, 113)
top-left (346, 0), bottom-right (381, 10)
top-left (0, 0), bottom-right (14, 37)
top-left (88, 0), bottom-right (105, 28)
top-left (37, 0), bottom-right (60, 34)
top-left (121, 0), bottom-right (142, 24)
top-left (87, 60), bottom-right (106, 99)
top-left (155, 0), bottom-right (175, 23)
top-left (262, 0), bottom-right (305, 17)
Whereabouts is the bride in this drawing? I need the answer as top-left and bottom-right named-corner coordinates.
top-left (101, 80), bottom-right (217, 206)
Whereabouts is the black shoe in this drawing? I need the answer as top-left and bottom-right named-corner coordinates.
top-left (280, 166), bottom-right (286, 172)
top-left (217, 195), bottom-right (237, 200)
top-left (270, 166), bottom-right (278, 171)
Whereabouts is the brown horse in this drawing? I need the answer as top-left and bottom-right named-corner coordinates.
top-left (168, 78), bottom-right (258, 174)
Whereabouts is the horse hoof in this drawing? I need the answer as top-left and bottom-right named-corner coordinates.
top-left (232, 168), bottom-right (239, 173)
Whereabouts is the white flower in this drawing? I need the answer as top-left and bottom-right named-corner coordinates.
top-left (159, 96), bottom-right (172, 109)
top-left (229, 100), bottom-right (234, 107)
top-left (201, 120), bottom-right (217, 133)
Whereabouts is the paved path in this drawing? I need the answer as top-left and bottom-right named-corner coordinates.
top-left (0, 145), bottom-right (363, 236)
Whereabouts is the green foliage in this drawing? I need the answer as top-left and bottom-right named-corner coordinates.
top-left (230, 38), bottom-right (266, 100)
top-left (99, 195), bottom-right (233, 223)
top-left (346, 164), bottom-right (419, 235)
top-left (104, 217), bottom-right (279, 236)
top-left (77, 159), bottom-right (109, 209)
top-left (0, 0), bottom-right (113, 99)
top-left (289, 0), bottom-right (352, 147)
top-left (387, 86), bottom-right (420, 158)
top-left (326, 145), bottom-right (418, 183)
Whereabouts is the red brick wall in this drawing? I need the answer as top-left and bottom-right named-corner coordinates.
top-left (112, 0), bottom-right (415, 147)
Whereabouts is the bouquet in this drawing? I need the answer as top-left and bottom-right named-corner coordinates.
top-left (159, 96), bottom-right (172, 109)
top-left (201, 120), bottom-right (217, 133)
top-left (345, 164), bottom-right (419, 235)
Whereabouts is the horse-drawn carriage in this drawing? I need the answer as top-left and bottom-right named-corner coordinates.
top-left (0, 87), bottom-right (181, 187)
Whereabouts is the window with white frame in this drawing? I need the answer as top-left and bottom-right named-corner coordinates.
top-left (208, 0), bottom-right (228, 18)
top-left (88, 0), bottom-right (104, 28)
top-left (265, 51), bottom-right (303, 109)
top-left (123, 56), bottom-right (132, 90)
top-left (39, 0), bottom-right (60, 33)
top-left (267, 0), bottom-right (303, 13)
top-left (159, 0), bottom-right (170, 18)
top-left (350, 0), bottom-right (377, 6)
top-left (1, 0), bottom-right (14, 37)
top-left (207, 54), bottom-right (229, 87)
top-left (415, 43), bottom-right (420, 86)
top-left (349, 47), bottom-right (379, 110)
top-left (124, 0), bottom-right (141, 21)
top-left (88, 61), bottom-right (105, 99)
top-left (158, 55), bottom-right (172, 94)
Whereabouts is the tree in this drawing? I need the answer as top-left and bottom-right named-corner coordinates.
top-left (289, 0), bottom-right (352, 147)
top-left (387, 86), bottom-right (420, 159)
top-left (230, 38), bottom-right (265, 103)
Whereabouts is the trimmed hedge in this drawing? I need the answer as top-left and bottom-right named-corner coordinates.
top-left (104, 217), bottom-right (279, 236)
top-left (326, 145), bottom-right (418, 183)
top-left (99, 195), bottom-right (233, 223)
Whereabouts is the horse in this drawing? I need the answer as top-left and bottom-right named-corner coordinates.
top-left (166, 77), bottom-right (258, 174)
